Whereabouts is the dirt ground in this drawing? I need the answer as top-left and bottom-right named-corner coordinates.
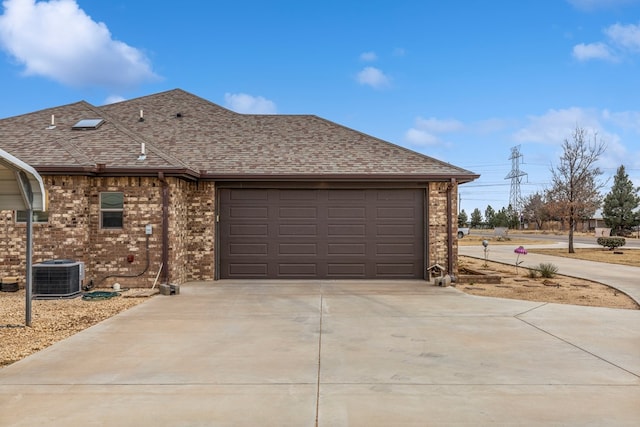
top-left (457, 256), bottom-right (639, 310)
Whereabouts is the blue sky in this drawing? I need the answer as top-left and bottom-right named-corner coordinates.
top-left (1, 0), bottom-right (640, 216)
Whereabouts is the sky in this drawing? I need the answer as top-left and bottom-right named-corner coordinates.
top-left (1, 0), bottom-right (640, 216)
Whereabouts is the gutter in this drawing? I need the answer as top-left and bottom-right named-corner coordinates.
top-left (34, 165), bottom-right (200, 181)
top-left (32, 167), bottom-right (480, 185)
top-left (207, 173), bottom-right (480, 184)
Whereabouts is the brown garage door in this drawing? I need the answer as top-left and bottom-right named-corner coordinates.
top-left (219, 188), bottom-right (424, 279)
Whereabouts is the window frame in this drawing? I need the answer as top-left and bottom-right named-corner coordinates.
top-left (15, 210), bottom-right (49, 224)
top-left (100, 191), bottom-right (124, 229)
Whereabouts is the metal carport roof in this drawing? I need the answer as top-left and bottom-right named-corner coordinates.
top-left (0, 148), bottom-right (47, 326)
top-left (0, 148), bottom-right (46, 211)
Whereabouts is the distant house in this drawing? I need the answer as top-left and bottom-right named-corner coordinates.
top-left (0, 89), bottom-right (478, 286)
top-left (587, 209), bottom-right (605, 231)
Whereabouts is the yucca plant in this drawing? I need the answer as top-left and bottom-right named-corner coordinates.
top-left (537, 263), bottom-right (558, 278)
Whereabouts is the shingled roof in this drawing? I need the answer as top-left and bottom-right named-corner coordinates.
top-left (0, 89), bottom-right (479, 183)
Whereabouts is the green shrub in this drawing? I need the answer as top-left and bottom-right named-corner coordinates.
top-left (537, 263), bottom-right (558, 278)
top-left (527, 269), bottom-right (539, 279)
top-left (597, 237), bottom-right (626, 250)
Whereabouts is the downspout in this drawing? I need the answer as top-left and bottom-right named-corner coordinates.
top-left (447, 178), bottom-right (456, 276)
top-left (159, 172), bottom-right (170, 284)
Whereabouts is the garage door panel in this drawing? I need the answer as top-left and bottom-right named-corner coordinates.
top-left (279, 190), bottom-right (319, 200)
top-left (377, 207), bottom-right (416, 219)
top-left (278, 243), bottom-right (318, 255)
top-left (279, 207), bottom-right (318, 219)
top-left (376, 243), bottom-right (416, 255)
top-left (376, 189), bottom-right (417, 201)
top-left (328, 224), bottom-right (366, 236)
top-left (279, 224), bottom-right (317, 237)
top-left (230, 206), bottom-right (269, 219)
top-left (327, 264), bottom-right (366, 277)
top-left (327, 243), bottom-right (366, 255)
top-left (376, 264), bottom-right (417, 277)
top-left (228, 264), bottom-right (268, 276)
top-left (328, 189), bottom-right (366, 200)
top-left (229, 243), bottom-right (268, 255)
top-left (278, 264), bottom-right (317, 277)
top-left (230, 224), bottom-right (268, 237)
top-left (220, 188), bottom-right (424, 279)
top-left (377, 224), bottom-right (415, 236)
top-left (229, 189), bottom-right (269, 201)
top-left (328, 207), bottom-right (366, 219)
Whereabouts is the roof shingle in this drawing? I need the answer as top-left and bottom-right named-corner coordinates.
top-left (0, 89), bottom-right (478, 182)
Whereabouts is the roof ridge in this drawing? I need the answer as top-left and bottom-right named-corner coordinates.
top-left (89, 101), bottom-right (197, 171)
top-left (102, 88), bottom-right (240, 116)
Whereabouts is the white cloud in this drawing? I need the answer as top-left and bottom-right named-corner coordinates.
top-left (414, 117), bottom-right (464, 133)
top-left (0, 0), bottom-right (157, 89)
top-left (605, 22), bottom-right (640, 51)
top-left (404, 128), bottom-right (440, 146)
top-left (404, 116), bottom-right (464, 146)
top-left (513, 107), bottom-right (600, 144)
top-left (573, 22), bottom-right (640, 61)
top-left (604, 109), bottom-right (640, 132)
top-left (473, 118), bottom-right (510, 134)
top-left (103, 95), bottom-right (126, 105)
top-left (224, 93), bottom-right (277, 114)
top-left (356, 66), bottom-right (390, 89)
top-left (359, 51), bottom-right (377, 61)
top-left (572, 42), bottom-right (616, 61)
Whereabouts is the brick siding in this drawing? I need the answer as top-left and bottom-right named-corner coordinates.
top-left (0, 175), bottom-right (216, 288)
top-left (1, 177), bottom-right (457, 286)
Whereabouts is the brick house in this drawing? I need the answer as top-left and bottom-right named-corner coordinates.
top-left (0, 89), bottom-right (478, 287)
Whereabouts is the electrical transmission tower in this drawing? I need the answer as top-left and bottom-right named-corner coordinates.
top-left (504, 145), bottom-right (527, 213)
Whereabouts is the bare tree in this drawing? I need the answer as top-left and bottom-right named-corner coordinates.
top-left (548, 126), bottom-right (605, 253)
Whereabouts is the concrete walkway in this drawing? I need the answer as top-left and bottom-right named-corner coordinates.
top-left (1, 279), bottom-right (639, 426)
top-left (459, 242), bottom-right (640, 305)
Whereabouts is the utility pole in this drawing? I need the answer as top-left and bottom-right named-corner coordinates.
top-left (505, 145), bottom-right (527, 214)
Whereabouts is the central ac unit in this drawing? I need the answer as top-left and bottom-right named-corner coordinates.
top-left (33, 260), bottom-right (85, 298)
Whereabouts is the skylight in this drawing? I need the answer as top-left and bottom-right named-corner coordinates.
top-left (72, 118), bottom-right (105, 130)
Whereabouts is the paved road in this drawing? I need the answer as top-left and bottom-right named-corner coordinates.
top-left (470, 229), bottom-right (640, 248)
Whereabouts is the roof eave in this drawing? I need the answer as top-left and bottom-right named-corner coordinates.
top-left (206, 173), bottom-right (480, 184)
top-left (35, 165), bottom-right (200, 181)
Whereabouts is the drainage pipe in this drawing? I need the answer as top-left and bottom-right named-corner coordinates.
top-left (447, 178), bottom-right (456, 276)
top-left (159, 172), bottom-right (169, 284)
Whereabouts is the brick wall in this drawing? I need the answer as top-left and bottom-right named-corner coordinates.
top-left (164, 178), bottom-right (215, 284)
top-left (427, 181), bottom-right (459, 276)
top-left (86, 176), bottom-right (164, 288)
top-left (184, 181), bottom-right (216, 281)
top-left (0, 175), bottom-right (218, 288)
top-left (1, 175), bottom-right (91, 284)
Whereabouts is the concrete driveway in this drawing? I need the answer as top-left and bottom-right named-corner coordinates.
top-left (1, 280), bottom-right (639, 426)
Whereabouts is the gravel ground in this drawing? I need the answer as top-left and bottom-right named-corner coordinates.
top-left (1, 289), bottom-right (150, 367)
